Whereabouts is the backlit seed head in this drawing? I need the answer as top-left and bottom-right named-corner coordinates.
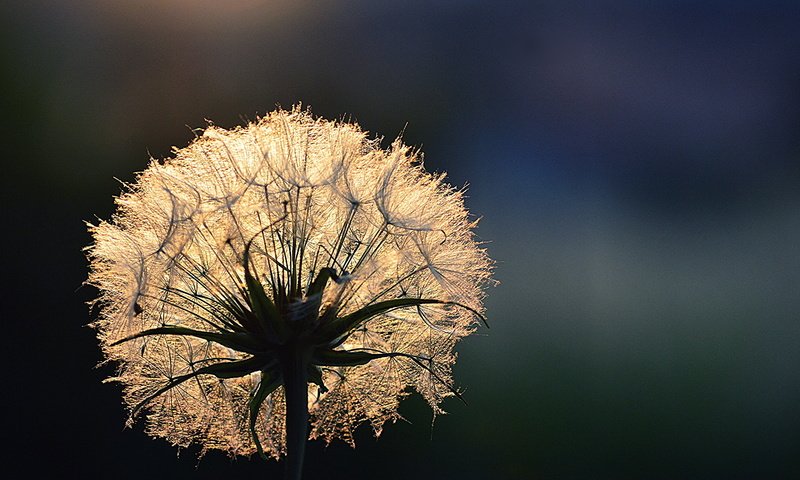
top-left (87, 106), bottom-right (493, 459)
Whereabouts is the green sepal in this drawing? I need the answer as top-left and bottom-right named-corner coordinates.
top-left (318, 298), bottom-right (444, 347)
top-left (131, 355), bottom-right (267, 416)
top-left (306, 364), bottom-right (328, 393)
top-left (110, 326), bottom-right (266, 354)
top-left (243, 237), bottom-right (285, 341)
top-left (248, 367), bottom-right (282, 460)
top-left (311, 348), bottom-right (390, 367)
top-left (320, 298), bottom-right (488, 347)
top-left (307, 268), bottom-right (337, 298)
top-left (303, 268), bottom-right (337, 324)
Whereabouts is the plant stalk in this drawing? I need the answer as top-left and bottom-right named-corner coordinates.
top-left (282, 351), bottom-right (309, 480)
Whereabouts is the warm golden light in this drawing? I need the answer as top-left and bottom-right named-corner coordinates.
top-left (87, 107), bottom-right (493, 469)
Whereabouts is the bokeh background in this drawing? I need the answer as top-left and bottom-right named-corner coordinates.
top-left (3, 1), bottom-right (799, 478)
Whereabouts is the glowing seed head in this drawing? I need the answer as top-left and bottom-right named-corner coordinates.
top-left (87, 106), bottom-right (493, 459)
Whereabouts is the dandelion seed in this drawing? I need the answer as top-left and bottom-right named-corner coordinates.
top-left (86, 106), bottom-right (493, 479)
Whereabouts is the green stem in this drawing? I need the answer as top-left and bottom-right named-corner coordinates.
top-left (282, 352), bottom-right (309, 480)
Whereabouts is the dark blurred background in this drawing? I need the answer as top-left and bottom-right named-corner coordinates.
top-left (3, 1), bottom-right (799, 478)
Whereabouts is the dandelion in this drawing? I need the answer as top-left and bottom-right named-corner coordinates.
top-left (86, 106), bottom-right (493, 479)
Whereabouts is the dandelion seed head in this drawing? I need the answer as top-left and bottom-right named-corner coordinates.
top-left (87, 106), bottom-right (493, 459)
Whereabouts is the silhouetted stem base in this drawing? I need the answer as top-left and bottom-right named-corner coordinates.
top-left (283, 352), bottom-right (308, 480)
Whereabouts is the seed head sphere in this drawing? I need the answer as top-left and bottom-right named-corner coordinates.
top-left (87, 107), bottom-right (493, 459)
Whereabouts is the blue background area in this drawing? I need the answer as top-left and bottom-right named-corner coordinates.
top-left (3, 1), bottom-right (799, 478)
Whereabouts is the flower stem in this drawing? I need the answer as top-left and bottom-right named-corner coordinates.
top-left (282, 351), bottom-right (309, 480)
